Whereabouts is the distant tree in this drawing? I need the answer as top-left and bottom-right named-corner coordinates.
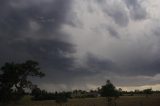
top-left (118, 88), bottom-right (123, 96)
top-left (143, 88), bottom-right (153, 97)
top-left (0, 60), bottom-right (45, 103)
top-left (55, 92), bottom-right (69, 106)
top-left (31, 86), bottom-right (42, 100)
top-left (100, 80), bottom-right (120, 106)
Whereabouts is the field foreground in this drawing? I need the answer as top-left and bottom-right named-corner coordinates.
top-left (7, 96), bottom-right (160, 106)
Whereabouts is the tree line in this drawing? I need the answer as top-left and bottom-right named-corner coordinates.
top-left (0, 60), bottom-right (159, 105)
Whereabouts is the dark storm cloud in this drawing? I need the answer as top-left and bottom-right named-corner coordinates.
top-left (0, 0), bottom-right (73, 40)
top-left (0, 0), bottom-right (75, 73)
top-left (120, 62), bottom-right (160, 76)
top-left (1, 0), bottom-right (160, 90)
top-left (85, 54), bottom-right (115, 72)
top-left (124, 0), bottom-right (147, 20)
top-left (97, 0), bottom-right (129, 27)
top-left (12, 39), bottom-right (74, 70)
top-left (127, 58), bottom-right (160, 76)
top-left (114, 43), bottom-right (160, 76)
top-left (107, 26), bottom-right (119, 38)
top-left (40, 53), bottom-right (116, 85)
top-left (106, 7), bottom-right (129, 27)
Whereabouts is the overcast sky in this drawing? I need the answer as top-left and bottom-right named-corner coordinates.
top-left (0, 0), bottom-right (160, 91)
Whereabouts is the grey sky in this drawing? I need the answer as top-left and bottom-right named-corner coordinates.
top-left (0, 0), bottom-right (160, 91)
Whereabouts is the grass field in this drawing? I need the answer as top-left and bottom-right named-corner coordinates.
top-left (7, 96), bottom-right (160, 106)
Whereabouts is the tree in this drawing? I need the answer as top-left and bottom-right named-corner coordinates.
top-left (100, 80), bottom-right (120, 106)
top-left (31, 86), bottom-right (42, 100)
top-left (55, 92), bottom-right (68, 105)
top-left (0, 60), bottom-right (45, 103)
top-left (118, 88), bottom-right (123, 96)
top-left (143, 88), bottom-right (152, 97)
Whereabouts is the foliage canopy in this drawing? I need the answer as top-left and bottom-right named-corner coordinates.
top-left (0, 60), bottom-right (45, 103)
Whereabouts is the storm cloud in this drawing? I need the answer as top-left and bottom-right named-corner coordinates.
top-left (97, 0), bottom-right (129, 26)
top-left (0, 0), bottom-right (76, 80)
top-left (0, 0), bottom-right (160, 91)
top-left (124, 0), bottom-right (147, 20)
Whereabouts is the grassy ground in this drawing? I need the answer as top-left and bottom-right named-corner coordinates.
top-left (7, 96), bottom-right (160, 106)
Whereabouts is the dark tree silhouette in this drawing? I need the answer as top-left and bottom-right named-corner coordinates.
top-left (100, 80), bottom-right (119, 106)
top-left (143, 88), bottom-right (153, 97)
top-left (31, 86), bottom-right (42, 100)
top-left (0, 60), bottom-right (45, 103)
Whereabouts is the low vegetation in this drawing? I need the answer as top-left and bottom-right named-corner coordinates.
top-left (5, 96), bottom-right (160, 106)
top-left (0, 60), bottom-right (160, 106)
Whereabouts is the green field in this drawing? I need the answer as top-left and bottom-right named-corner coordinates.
top-left (6, 96), bottom-right (160, 106)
